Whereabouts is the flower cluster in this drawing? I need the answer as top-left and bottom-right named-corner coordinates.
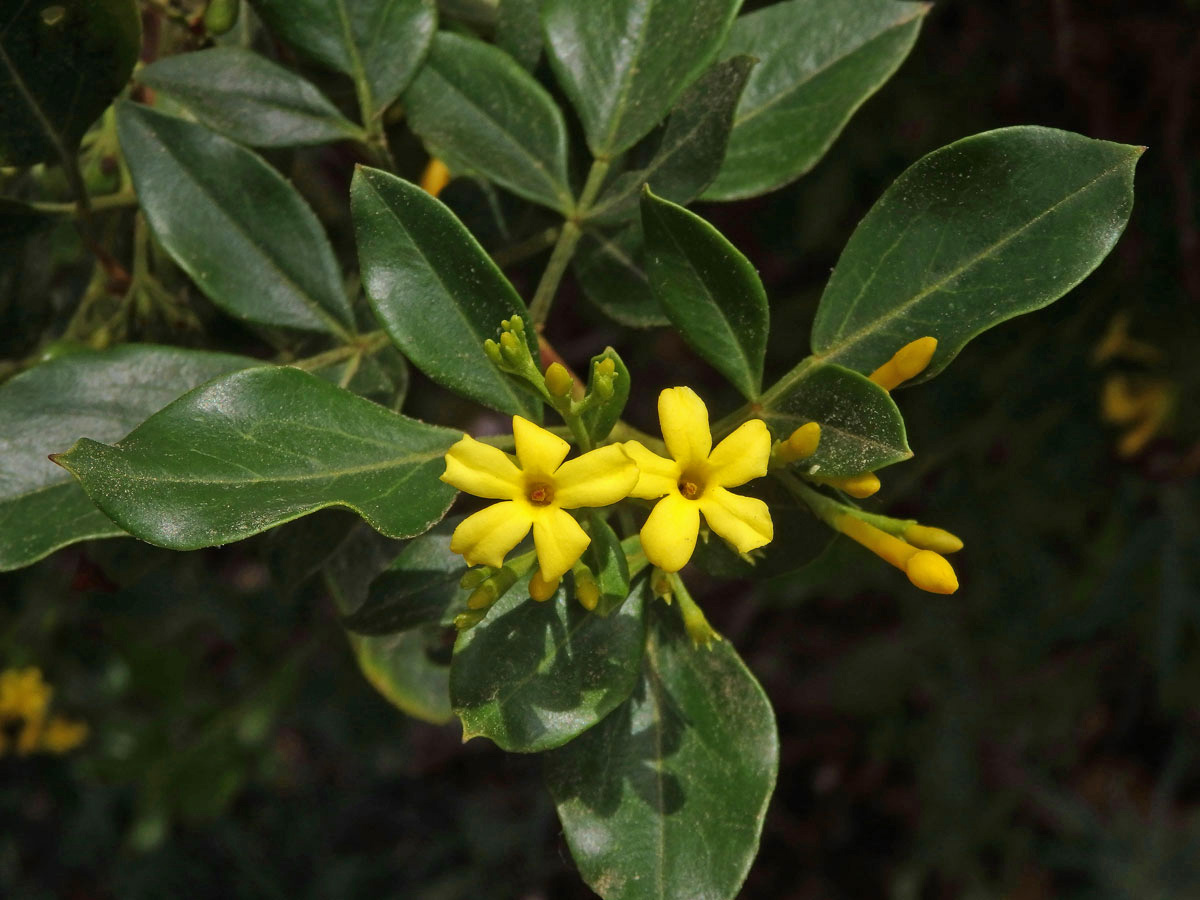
top-left (441, 386), bottom-right (774, 595)
top-left (0, 667), bottom-right (88, 758)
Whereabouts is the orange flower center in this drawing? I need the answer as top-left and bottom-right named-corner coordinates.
top-left (527, 481), bottom-right (554, 506)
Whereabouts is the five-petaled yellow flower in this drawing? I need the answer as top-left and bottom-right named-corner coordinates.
top-left (624, 387), bottom-right (773, 572)
top-left (441, 417), bottom-right (638, 582)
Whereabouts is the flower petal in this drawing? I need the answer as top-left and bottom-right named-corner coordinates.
top-left (552, 444), bottom-right (638, 508)
top-left (532, 508), bottom-right (591, 581)
top-left (699, 486), bottom-right (773, 553)
top-left (622, 441), bottom-right (679, 499)
top-left (640, 493), bottom-right (700, 573)
top-left (708, 419), bottom-right (771, 487)
top-left (441, 435), bottom-right (523, 499)
top-left (513, 415), bottom-right (570, 476)
top-left (658, 386), bottom-right (711, 466)
top-left (450, 501), bottom-right (532, 568)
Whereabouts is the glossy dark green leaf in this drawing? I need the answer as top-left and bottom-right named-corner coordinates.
top-left (496, 0), bottom-right (542, 71)
top-left (250, 0), bottom-right (436, 121)
top-left (811, 126), bottom-right (1143, 379)
top-left (589, 56), bottom-right (755, 223)
top-left (542, 0), bottom-right (741, 156)
top-left (352, 166), bottom-right (540, 418)
top-left (451, 577), bottom-right (646, 752)
top-left (53, 366), bottom-right (459, 550)
top-left (137, 48), bottom-right (365, 148)
top-left (641, 189), bottom-right (768, 399)
top-left (344, 524), bottom-right (467, 635)
top-left (0, 0), bottom-right (140, 165)
top-left (117, 103), bottom-right (354, 336)
top-left (325, 524), bottom-right (452, 724)
top-left (0, 346), bottom-right (259, 571)
top-left (574, 225), bottom-right (668, 329)
top-left (705, 0), bottom-right (928, 201)
top-left (404, 32), bottom-right (571, 212)
top-left (583, 515), bottom-right (632, 617)
top-left (546, 605), bottom-right (778, 900)
top-left (581, 347), bottom-right (631, 444)
top-left (758, 361), bottom-right (909, 477)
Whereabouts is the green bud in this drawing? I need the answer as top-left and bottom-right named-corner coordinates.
top-left (203, 0), bottom-right (240, 34)
top-left (483, 338), bottom-right (503, 366)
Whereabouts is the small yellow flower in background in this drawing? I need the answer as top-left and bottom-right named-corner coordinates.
top-left (441, 416), bottom-right (638, 586)
top-left (0, 667), bottom-right (88, 757)
top-left (419, 157), bottom-right (452, 197)
top-left (624, 386), bottom-right (773, 572)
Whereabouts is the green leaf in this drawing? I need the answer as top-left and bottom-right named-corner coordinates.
top-left (0, 345), bottom-right (259, 572)
top-left (52, 366), bottom-right (459, 550)
top-left (580, 347), bottom-right (631, 444)
top-left (641, 189), bottom-right (768, 399)
top-left (545, 605), bottom-right (778, 900)
top-left (404, 32), bottom-right (571, 212)
top-left (137, 48), bottom-right (366, 148)
top-left (117, 103), bottom-right (355, 337)
top-left (811, 126), bottom-right (1144, 378)
top-left (250, 0), bottom-right (436, 121)
top-left (589, 56), bottom-right (756, 223)
top-left (314, 345), bottom-right (410, 410)
top-left (496, 0), bottom-right (543, 71)
top-left (759, 361), bottom-right (910, 477)
top-left (325, 524), bottom-right (452, 724)
top-left (583, 515), bottom-right (631, 617)
top-left (343, 524), bottom-right (467, 635)
top-left (542, 0), bottom-right (742, 156)
top-left (352, 166), bottom-right (540, 418)
top-left (705, 0), bottom-right (928, 201)
top-left (0, 0), bottom-right (140, 165)
top-left (574, 225), bottom-right (668, 329)
top-left (450, 577), bottom-right (647, 752)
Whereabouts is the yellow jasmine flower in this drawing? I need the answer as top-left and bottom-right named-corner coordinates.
top-left (624, 387), bottom-right (773, 572)
top-left (441, 416), bottom-right (638, 583)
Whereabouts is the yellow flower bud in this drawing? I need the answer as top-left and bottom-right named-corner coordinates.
top-left (903, 523), bottom-right (963, 554)
top-left (508, 314), bottom-right (524, 334)
top-left (904, 550), bottom-right (959, 594)
top-left (775, 422), bottom-right (821, 464)
top-left (419, 158), bottom-right (451, 197)
top-left (544, 362), bottom-right (574, 398)
top-left (815, 472), bottom-right (880, 498)
top-left (529, 570), bottom-right (559, 602)
top-left (454, 609), bottom-right (487, 631)
top-left (574, 568), bottom-right (600, 611)
top-left (869, 336), bottom-right (938, 391)
top-left (596, 358), bottom-right (616, 377)
top-left (459, 567), bottom-right (490, 589)
top-left (483, 338), bottom-right (503, 366)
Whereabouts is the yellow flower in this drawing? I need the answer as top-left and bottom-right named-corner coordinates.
top-left (624, 387), bottom-right (773, 572)
top-left (441, 416), bottom-right (638, 583)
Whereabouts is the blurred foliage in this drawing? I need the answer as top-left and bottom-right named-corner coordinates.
top-left (2, 0), bottom-right (1199, 897)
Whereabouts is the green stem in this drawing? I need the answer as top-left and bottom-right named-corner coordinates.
top-left (775, 469), bottom-right (844, 528)
top-left (26, 191), bottom-right (138, 215)
top-left (527, 159), bottom-right (611, 326)
top-left (289, 330), bottom-right (391, 371)
top-left (491, 227), bottom-right (561, 268)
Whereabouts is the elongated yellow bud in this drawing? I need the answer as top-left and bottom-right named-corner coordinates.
top-left (529, 570), bottom-right (560, 602)
top-left (467, 566), bottom-right (517, 609)
top-left (574, 568), bottom-right (600, 611)
top-left (869, 336), bottom-right (938, 391)
top-left (544, 362), bottom-right (573, 398)
top-left (835, 514), bottom-right (958, 594)
top-left (903, 523), bottom-right (963, 554)
top-left (419, 158), bottom-right (451, 197)
top-left (905, 550), bottom-right (959, 594)
top-left (774, 422), bottom-right (821, 465)
top-left (816, 472), bottom-right (880, 498)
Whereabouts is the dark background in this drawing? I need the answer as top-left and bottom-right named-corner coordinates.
top-left (3, 1), bottom-right (1199, 897)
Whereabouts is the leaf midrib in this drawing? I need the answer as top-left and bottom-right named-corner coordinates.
top-left (816, 156), bottom-right (1132, 362)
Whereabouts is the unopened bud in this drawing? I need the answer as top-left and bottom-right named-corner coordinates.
top-left (574, 568), bottom-right (600, 611)
top-left (507, 314), bottom-right (524, 334)
top-left (529, 570), bottom-right (559, 602)
top-left (904, 550), bottom-right (958, 594)
top-left (869, 336), bottom-right (938, 391)
top-left (545, 362), bottom-right (573, 398)
top-left (816, 472), bottom-right (880, 498)
top-left (467, 566), bottom-right (518, 609)
top-left (592, 372), bottom-right (614, 401)
top-left (775, 422), bottom-right (821, 464)
top-left (454, 609), bottom-right (488, 631)
top-left (650, 570), bottom-right (673, 602)
top-left (903, 524), bottom-right (963, 554)
top-left (483, 338), bottom-right (503, 366)
top-left (203, 0), bottom-right (239, 34)
top-left (419, 158), bottom-right (451, 197)
top-left (596, 358), bottom-right (616, 377)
